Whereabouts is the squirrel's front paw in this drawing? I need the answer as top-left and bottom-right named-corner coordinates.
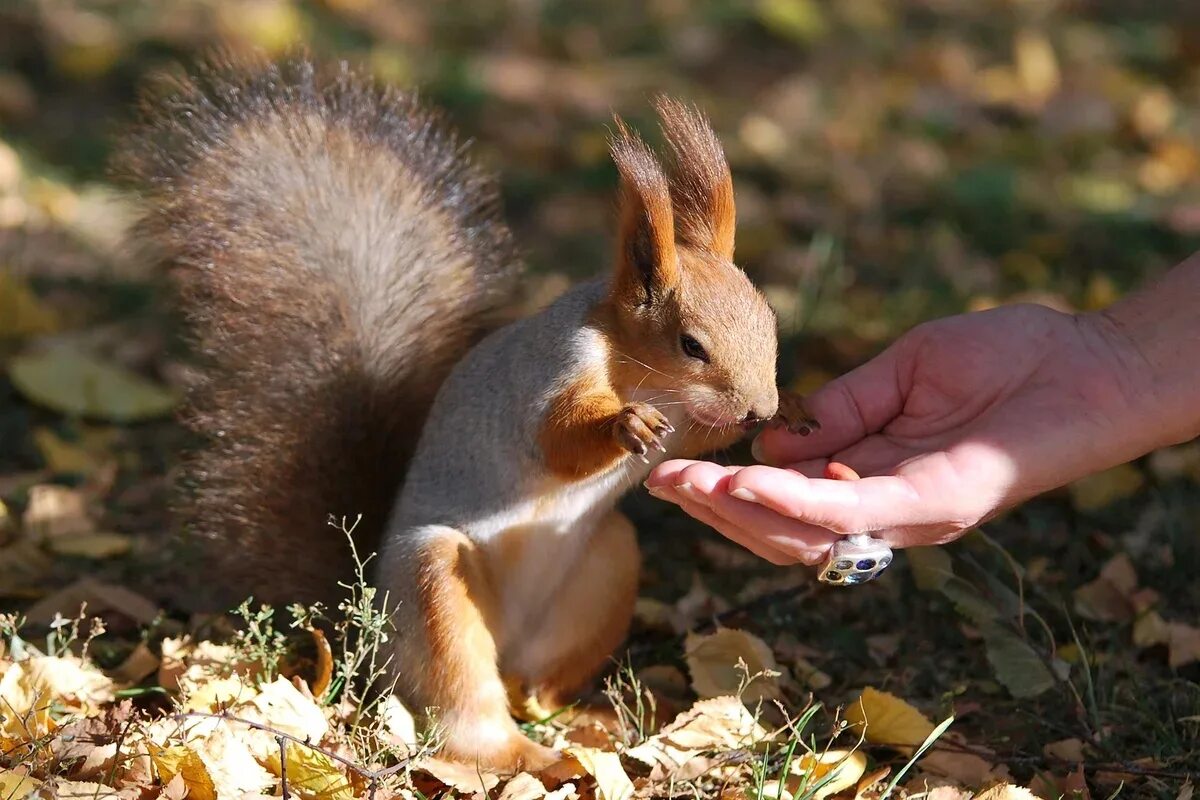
top-left (612, 403), bottom-right (674, 463)
top-left (774, 391), bottom-right (821, 436)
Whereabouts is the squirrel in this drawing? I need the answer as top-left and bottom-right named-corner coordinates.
top-left (117, 55), bottom-right (816, 771)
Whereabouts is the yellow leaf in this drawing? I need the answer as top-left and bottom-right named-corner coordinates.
top-left (756, 0), bottom-right (828, 43)
top-left (9, 347), bottom-right (177, 423)
top-left (1133, 611), bottom-right (1170, 649)
top-left (22, 484), bottom-right (94, 541)
top-left (974, 785), bottom-right (1039, 800)
top-left (1069, 463), bottom-right (1144, 512)
top-left (0, 768), bottom-right (41, 797)
top-left (1014, 30), bottom-right (1060, 105)
top-left (565, 747), bottom-right (634, 800)
top-left (32, 428), bottom-right (106, 476)
top-left (269, 743), bottom-right (354, 800)
top-left (793, 750), bottom-right (867, 799)
top-left (843, 687), bottom-right (934, 749)
top-left (182, 675), bottom-right (253, 712)
top-left (47, 532), bottom-right (132, 559)
top-left (685, 628), bottom-right (782, 705)
top-left (147, 743), bottom-right (217, 800)
top-left (0, 270), bottom-right (59, 339)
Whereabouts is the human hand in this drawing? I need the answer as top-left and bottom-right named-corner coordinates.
top-left (646, 303), bottom-right (1154, 563)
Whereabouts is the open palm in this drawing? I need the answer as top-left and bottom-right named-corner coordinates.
top-left (646, 304), bottom-right (1148, 564)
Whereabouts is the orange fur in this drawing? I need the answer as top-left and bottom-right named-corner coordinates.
top-left (538, 371), bottom-right (627, 480)
top-left (414, 535), bottom-right (557, 771)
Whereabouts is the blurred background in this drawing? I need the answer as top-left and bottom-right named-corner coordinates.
top-left (1, 1), bottom-right (1199, 793)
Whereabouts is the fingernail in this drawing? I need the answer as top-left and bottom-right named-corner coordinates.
top-left (730, 487), bottom-right (759, 502)
top-left (751, 436), bottom-right (768, 464)
top-left (645, 485), bottom-right (666, 498)
top-left (676, 482), bottom-right (704, 503)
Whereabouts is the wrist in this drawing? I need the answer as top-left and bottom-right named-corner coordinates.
top-left (1083, 278), bottom-right (1200, 453)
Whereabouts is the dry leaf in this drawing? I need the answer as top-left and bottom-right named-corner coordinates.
top-left (499, 773), bottom-right (549, 800)
top-left (1167, 622), bottom-right (1200, 668)
top-left (919, 748), bottom-right (999, 785)
top-left (22, 484), bottom-right (94, 541)
top-left (9, 347), bottom-right (177, 423)
top-left (843, 688), bottom-right (934, 749)
top-left (310, 627), bottom-right (334, 699)
top-left (147, 743), bottom-right (217, 800)
top-left (414, 756), bottom-right (502, 794)
top-left (0, 269), bottom-right (59, 339)
top-left (1133, 611), bottom-right (1170, 648)
top-left (182, 674), bottom-right (253, 712)
top-left (272, 743), bottom-right (354, 800)
top-left (111, 642), bottom-right (160, 686)
top-left (0, 769), bottom-right (41, 797)
top-left (24, 577), bottom-right (159, 627)
top-left (236, 676), bottom-right (328, 743)
top-left (1073, 554), bottom-right (1138, 622)
top-left (625, 696), bottom-right (771, 781)
top-left (32, 780), bottom-right (123, 799)
top-left (565, 746), bottom-right (635, 800)
top-left (685, 628), bottom-right (782, 704)
top-left (1068, 464), bottom-right (1144, 512)
top-left (763, 750), bottom-right (867, 800)
top-left (46, 531), bottom-right (133, 559)
top-left (975, 785), bottom-right (1039, 800)
top-left (1043, 738), bottom-right (1085, 763)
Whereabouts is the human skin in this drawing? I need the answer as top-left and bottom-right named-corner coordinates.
top-left (644, 254), bottom-right (1200, 566)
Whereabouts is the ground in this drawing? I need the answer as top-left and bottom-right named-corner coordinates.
top-left (0, 1), bottom-right (1198, 798)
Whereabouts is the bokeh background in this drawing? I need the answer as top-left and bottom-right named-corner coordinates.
top-left (1, 1), bottom-right (1199, 795)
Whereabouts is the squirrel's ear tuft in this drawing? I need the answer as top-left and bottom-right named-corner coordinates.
top-left (655, 96), bottom-right (736, 261)
top-left (610, 118), bottom-right (679, 306)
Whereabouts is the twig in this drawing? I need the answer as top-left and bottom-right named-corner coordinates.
top-left (278, 734), bottom-right (290, 799)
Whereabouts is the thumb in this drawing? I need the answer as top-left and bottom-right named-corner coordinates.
top-left (755, 344), bottom-right (908, 466)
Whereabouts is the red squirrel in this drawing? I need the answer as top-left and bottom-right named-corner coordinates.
top-left (117, 56), bottom-right (816, 771)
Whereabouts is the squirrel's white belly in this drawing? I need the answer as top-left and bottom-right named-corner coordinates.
top-left (475, 401), bottom-right (690, 634)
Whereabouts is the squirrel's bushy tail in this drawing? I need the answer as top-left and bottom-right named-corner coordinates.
top-left (116, 56), bottom-right (519, 610)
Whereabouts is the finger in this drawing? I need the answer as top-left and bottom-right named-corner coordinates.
top-left (673, 498), bottom-right (800, 566)
top-left (726, 464), bottom-right (929, 535)
top-left (754, 345), bottom-right (908, 466)
top-left (673, 465), bottom-right (839, 566)
top-left (646, 459), bottom-right (732, 489)
top-left (706, 491), bottom-right (838, 565)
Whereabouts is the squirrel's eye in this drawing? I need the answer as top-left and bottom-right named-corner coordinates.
top-left (680, 334), bottom-right (710, 363)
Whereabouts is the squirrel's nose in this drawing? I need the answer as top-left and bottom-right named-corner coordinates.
top-left (741, 408), bottom-right (773, 428)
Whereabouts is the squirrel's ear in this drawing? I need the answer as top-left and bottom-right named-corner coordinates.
top-left (655, 96), bottom-right (736, 261)
top-left (610, 119), bottom-right (679, 306)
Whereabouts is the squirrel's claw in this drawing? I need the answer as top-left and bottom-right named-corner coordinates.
top-left (774, 390), bottom-right (821, 436)
top-left (613, 402), bottom-right (673, 461)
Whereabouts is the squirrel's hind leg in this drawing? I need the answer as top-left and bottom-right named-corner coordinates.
top-left (500, 510), bottom-right (640, 714)
top-left (378, 526), bottom-right (559, 772)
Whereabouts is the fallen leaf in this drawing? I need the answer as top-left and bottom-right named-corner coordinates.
top-left (624, 696), bottom-right (771, 781)
top-left (236, 676), bottom-right (328, 743)
top-left (974, 785), bottom-right (1039, 800)
top-left (9, 347), bottom-right (177, 423)
top-left (1043, 737), bottom-right (1086, 763)
top-left (147, 743), bottom-right (217, 800)
top-left (980, 622), bottom-right (1057, 699)
top-left (46, 531), bottom-right (133, 559)
top-left (0, 269), bottom-right (59, 339)
top-left (31, 428), bottom-right (111, 477)
top-left (566, 746), bottom-right (634, 800)
top-left (919, 747), bottom-right (998, 785)
top-left (1167, 622), bottom-right (1200, 668)
top-left (111, 642), bottom-right (161, 686)
top-left (414, 756), bottom-right (502, 794)
top-left (1068, 464), bottom-right (1144, 512)
top-left (1073, 554), bottom-right (1138, 622)
top-left (499, 773), bottom-right (549, 800)
top-left (24, 577), bottom-right (159, 627)
top-left (0, 769), bottom-right (41, 797)
top-left (310, 627), bottom-right (334, 699)
top-left (685, 628), bottom-right (782, 705)
top-left (22, 484), bottom-right (94, 541)
top-left (764, 750), bottom-right (866, 800)
top-left (843, 688), bottom-right (934, 749)
top-left (271, 742), bottom-right (354, 800)
top-left (192, 723), bottom-right (275, 798)
top-left (32, 780), bottom-right (123, 799)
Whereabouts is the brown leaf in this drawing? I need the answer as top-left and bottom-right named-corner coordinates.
top-left (24, 577), bottom-right (160, 628)
top-left (1167, 622), bottom-right (1200, 668)
top-left (684, 628), bottom-right (782, 704)
top-left (414, 757), bottom-right (502, 794)
top-left (22, 484), bottom-right (94, 541)
top-left (1073, 554), bottom-right (1138, 622)
top-left (499, 773), bottom-right (549, 800)
top-left (111, 643), bottom-right (160, 686)
top-left (309, 627), bottom-right (334, 699)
